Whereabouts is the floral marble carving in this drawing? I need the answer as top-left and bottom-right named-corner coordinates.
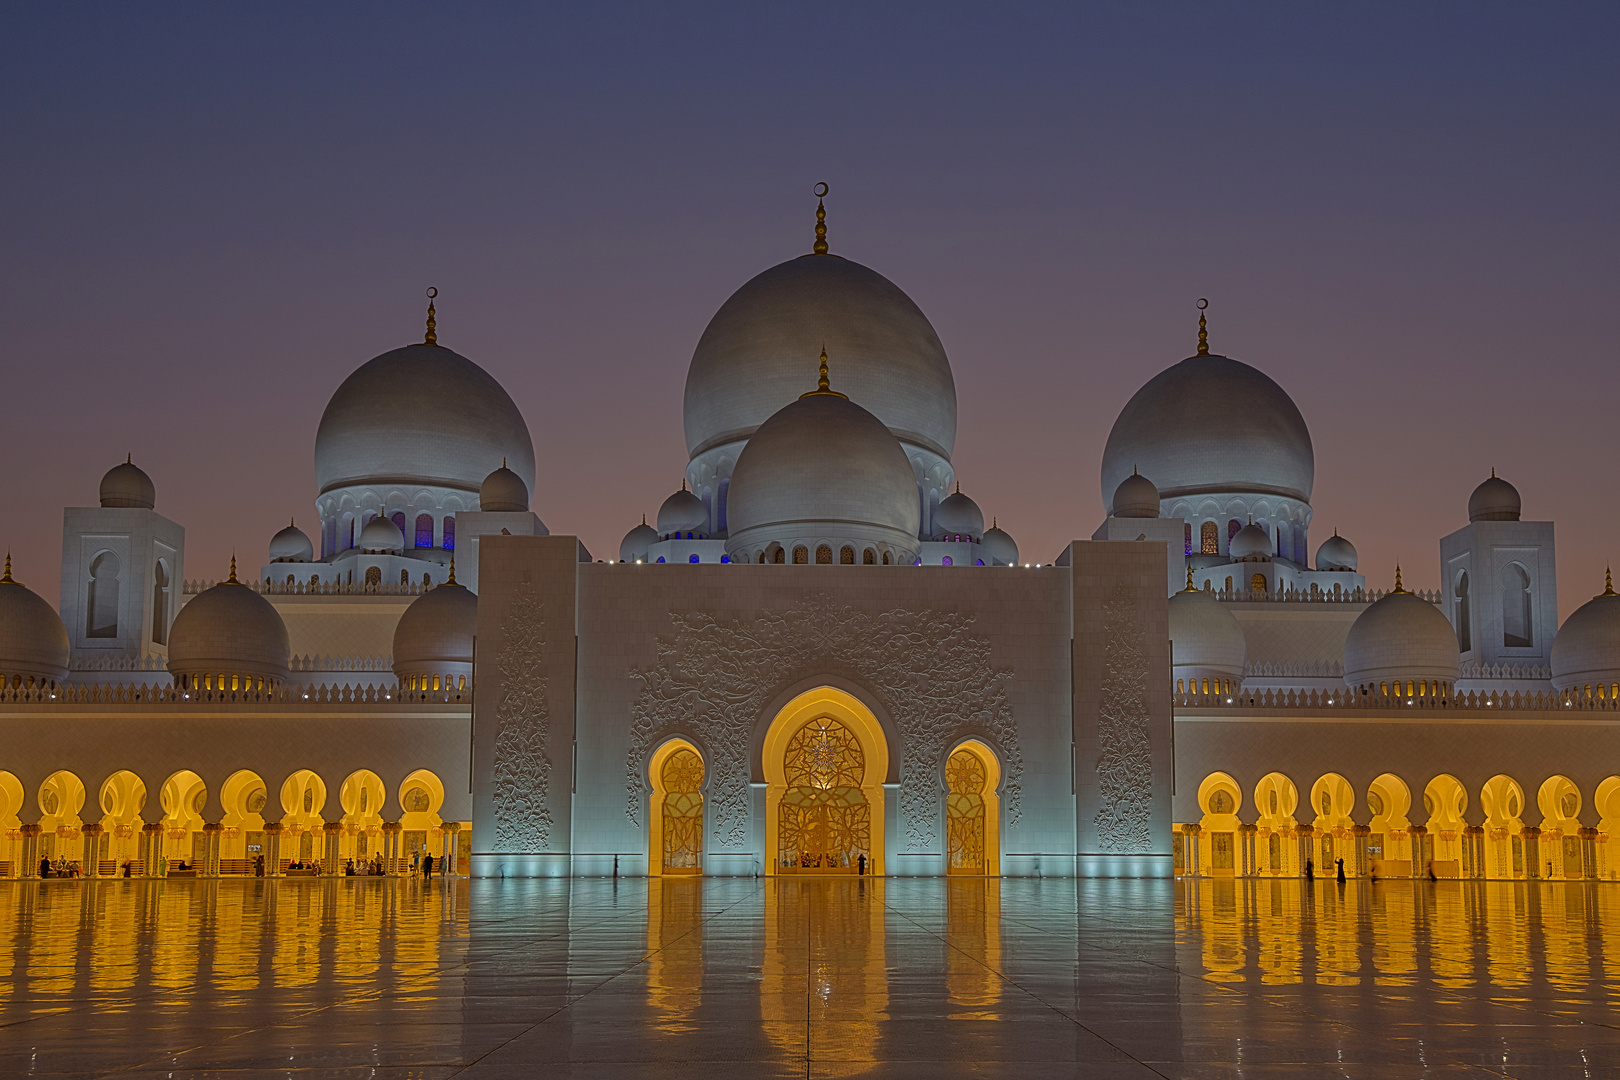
top-left (628, 593), bottom-right (1019, 852)
top-left (1093, 583), bottom-right (1154, 852)
top-left (491, 587), bottom-right (554, 851)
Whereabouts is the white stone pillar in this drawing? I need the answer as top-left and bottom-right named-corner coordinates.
top-left (81, 824), bottom-right (103, 878)
top-left (264, 823), bottom-right (283, 877)
top-left (442, 822), bottom-right (462, 877)
top-left (382, 822), bottom-right (400, 875)
top-left (322, 822), bottom-right (343, 876)
top-left (20, 824), bottom-right (40, 879)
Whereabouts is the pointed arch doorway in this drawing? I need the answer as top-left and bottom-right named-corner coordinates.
top-left (764, 687), bottom-right (888, 875)
top-left (648, 740), bottom-right (705, 875)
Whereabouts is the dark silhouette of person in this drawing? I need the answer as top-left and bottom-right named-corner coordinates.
top-left (1428, 861), bottom-right (1438, 881)
top-left (39, 857), bottom-right (51, 878)
top-left (857, 854), bottom-right (867, 875)
top-left (254, 854), bottom-right (265, 877)
top-left (1336, 857), bottom-right (1346, 883)
top-left (1304, 858), bottom-right (1314, 881)
top-left (423, 853), bottom-right (434, 879)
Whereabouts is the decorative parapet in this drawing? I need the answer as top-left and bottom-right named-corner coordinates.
top-left (289, 654), bottom-right (393, 673)
top-left (1457, 660), bottom-right (1552, 681)
top-left (0, 681), bottom-right (471, 706)
top-left (183, 579), bottom-right (432, 596)
top-left (1175, 685), bottom-right (1616, 714)
top-left (1208, 585), bottom-right (1440, 604)
top-left (67, 654), bottom-right (169, 673)
top-left (1243, 659), bottom-right (1345, 680)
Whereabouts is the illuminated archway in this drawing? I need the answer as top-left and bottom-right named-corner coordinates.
top-left (399, 769), bottom-right (447, 867)
top-left (944, 739), bottom-right (1001, 876)
top-left (339, 769), bottom-right (386, 864)
top-left (97, 770), bottom-right (148, 873)
top-left (1422, 774), bottom-right (1467, 877)
top-left (648, 739), bottom-right (704, 875)
top-left (1253, 772), bottom-right (1298, 876)
top-left (220, 770), bottom-right (268, 872)
top-left (1308, 773), bottom-right (1356, 876)
top-left (279, 768), bottom-right (327, 864)
top-left (159, 770), bottom-right (207, 867)
top-left (763, 686), bottom-right (888, 875)
top-left (1365, 773), bottom-right (1412, 872)
top-left (1595, 777), bottom-right (1620, 880)
top-left (1195, 771), bottom-right (1243, 875)
top-left (1537, 774), bottom-right (1584, 879)
top-left (0, 772), bottom-right (22, 872)
top-left (1480, 774), bottom-right (1526, 879)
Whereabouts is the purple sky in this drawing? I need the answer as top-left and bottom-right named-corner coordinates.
top-left (4, 5), bottom-right (1617, 618)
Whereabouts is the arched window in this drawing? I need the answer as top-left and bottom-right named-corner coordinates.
top-left (400, 569), bottom-right (410, 585)
top-left (793, 546), bottom-right (808, 564)
top-left (863, 548), bottom-right (875, 565)
top-left (365, 566), bottom-right (381, 588)
top-left (415, 514), bottom-right (434, 549)
top-left (688, 554), bottom-right (700, 563)
top-left (816, 545), bottom-right (832, 564)
top-left (1251, 573), bottom-right (1266, 595)
top-left (391, 512), bottom-right (408, 542)
top-left (1224, 576), bottom-right (1233, 593)
top-left (716, 478), bottom-right (730, 532)
top-left (773, 548), bottom-right (785, 564)
top-left (941, 556), bottom-right (953, 566)
top-left (840, 546), bottom-right (855, 564)
top-left (1227, 519), bottom-right (1242, 544)
top-left (87, 551), bottom-right (121, 638)
top-left (1200, 521), bottom-right (1218, 555)
top-left (882, 551), bottom-right (892, 565)
top-left (150, 560), bottom-right (169, 645)
top-left (1184, 522), bottom-right (1193, 555)
top-left (1502, 563), bottom-right (1532, 647)
top-left (1455, 570), bottom-right (1471, 652)
top-left (441, 516), bottom-right (455, 550)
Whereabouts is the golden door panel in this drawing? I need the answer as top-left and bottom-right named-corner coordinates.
top-left (661, 746), bottom-right (704, 874)
top-left (946, 747), bottom-right (988, 874)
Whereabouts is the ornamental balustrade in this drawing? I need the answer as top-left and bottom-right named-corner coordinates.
top-left (1175, 686), bottom-right (1620, 713)
top-left (0, 681), bottom-right (472, 706)
top-left (183, 579), bottom-right (433, 596)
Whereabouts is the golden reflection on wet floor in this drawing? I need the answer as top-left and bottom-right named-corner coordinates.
top-left (2, 876), bottom-right (1620, 1077)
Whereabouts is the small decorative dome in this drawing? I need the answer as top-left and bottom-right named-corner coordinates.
top-left (100, 457), bottom-right (155, 509)
top-left (1315, 530), bottom-right (1357, 572)
top-left (982, 519), bottom-right (1018, 566)
top-left (619, 518), bottom-right (659, 562)
top-left (934, 485), bottom-right (984, 540)
top-left (1469, 471), bottom-right (1521, 522)
top-left (1169, 576), bottom-right (1246, 689)
top-left (1343, 571), bottom-right (1459, 695)
top-left (1229, 523), bottom-right (1272, 561)
top-left (0, 558), bottom-right (70, 687)
top-left (1551, 573), bottom-right (1620, 693)
top-left (393, 571), bottom-right (478, 684)
top-left (657, 485), bottom-right (708, 538)
top-left (167, 561), bottom-right (290, 687)
top-left (358, 517), bottom-right (405, 554)
top-left (479, 461), bottom-right (529, 513)
top-left (725, 358), bottom-right (922, 562)
top-left (269, 521), bottom-right (314, 563)
top-left (1110, 471), bottom-right (1161, 518)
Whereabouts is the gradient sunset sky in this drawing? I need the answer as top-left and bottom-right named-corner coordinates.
top-left (4, 5), bottom-right (1617, 617)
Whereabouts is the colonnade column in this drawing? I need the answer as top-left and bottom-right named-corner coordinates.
top-left (1352, 824), bottom-right (1370, 878)
top-left (263, 823), bottom-right (283, 876)
top-left (202, 824), bottom-right (222, 878)
top-left (1521, 826), bottom-right (1541, 879)
top-left (442, 822), bottom-right (461, 877)
top-left (322, 822), bottom-right (343, 876)
top-left (19, 824), bottom-right (40, 878)
top-left (1182, 824), bottom-right (1200, 877)
top-left (1297, 829), bottom-right (1312, 876)
top-left (1581, 826), bottom-right (1600, 880)
top-left (141, 823), bottom-right (163, 876)
top-left (1239, 823), bottom-right (1257, 876)
top-left (80, 823), bottom-right (104, 878)
top-left (1407, 825), bottom-right (1428, 878)
top-left (1462, 825), bottom-right (1483, 879)
top-left (381, 822), bottom-right (400, 875)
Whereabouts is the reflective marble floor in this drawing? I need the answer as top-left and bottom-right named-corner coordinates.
top-left (4, 877), bottom-right (1620, 1078)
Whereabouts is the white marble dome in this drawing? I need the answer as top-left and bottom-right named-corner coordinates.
top-left (1551, 577), bottom-right (1620, 693)
top-left (725, 387), bottom-right (922, 563)
top-left (315, 343), bottom-right (535, 499)
top-left (1469, 472), bottom-right (1521, 522)
top-left (269, 522), bottom-right (314, 563)
top-left (1229, 523), bottom-right (1272, 561)
top-left (168, 569), bottom-right (290, 687)
top-left (0, 562), bottom-right (70, 686)
top-left (100, 458), bottom-right (155, 509)
top-left (657, 487), bottom-right (708, 537)
top-left (393, 577), bottom-right (477, 684)
top-left (1316, 531), bottom-right (1357, 572)
top-left (1169, 583), bottom-right (1246, 690)
top-left (479, 464), bottom-right (528, 513)
top-left (934, 488), bottom-right (983, 540)
top-left (358, 516), bottom-right (404, 554)
top-left (1101, 352), bottom-right (1313, 508)
top-left (1110, 472), bottom-right (1161, 518)
top-left (1343, 583), bottom-right (1460, 694)
top-left (619, 519), bottom-right (658, 563)
top-left (684, 255), bottom-right (957, 463)
top-left (982, 521), bottom-right (1018, 567)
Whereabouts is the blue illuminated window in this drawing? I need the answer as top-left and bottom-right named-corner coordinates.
top-left (689, 554), bottom-right (700, 563)
top-left (442, 516), bottom-right (455, 550)
top-left (416, 513), bottom-right (434, 548)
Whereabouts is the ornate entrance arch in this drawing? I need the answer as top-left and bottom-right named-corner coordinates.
top-left (648, 740), bottom-right (704, 875)
top-left (945, 739), bottom-right (1001, 875)
top-left (764, 687), bottom-right (888, 875)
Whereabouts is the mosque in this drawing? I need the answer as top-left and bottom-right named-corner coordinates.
top-left (4, 190), bottom-right (1620, 885)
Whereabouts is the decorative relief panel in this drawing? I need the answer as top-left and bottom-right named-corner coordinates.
top-left (628, 593), bottom-right (1019, 852)
top-left (491, 588), bottom-right (554, 852)
top-left (1093, 583), bottom-right (1154, 852)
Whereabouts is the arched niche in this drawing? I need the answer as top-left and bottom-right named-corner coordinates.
top-left (944, 738), bottom-right (1001, 876)
top-left (647, 739), bottom-right (705, 876)
top-left (762, 686), bottom-right (889, 876)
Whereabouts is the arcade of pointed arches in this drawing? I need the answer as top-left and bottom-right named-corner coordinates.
top-left (1179, 769), bottom-right (1620, 881)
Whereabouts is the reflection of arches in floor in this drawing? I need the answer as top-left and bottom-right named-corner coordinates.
top-left (648, 740), bottom-right (704, 875)
top-left (763, 687), bottom-right (888, 875)
top-left (945, 740), bottom-right (1001, 876)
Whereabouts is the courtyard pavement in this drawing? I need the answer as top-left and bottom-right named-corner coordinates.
top-left (1, 875), bottom-right (1618, 1077)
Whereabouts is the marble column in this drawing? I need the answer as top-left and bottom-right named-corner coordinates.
top-left (263, 822), bottom-right (283, 876)
top-left (1239, 823), bottom-right (1257, 876)
top-left (80, 824), bottom-right (101, 878)
top-left (141, 823), bottom-right (163, 877)
top-left (1581, 826), bottom-right (1600, 880)
top-left (1521, 826), bottom-right (1541, 879)
top-left (19, 823), bottom-right (40, 878)
top-left (442, 822), bottom-right (462, 877)
top-left (322, 822), bottom-right (342, 876)
top-left (200, 824), bottom-right (221, 877)
top-left (1352, 824), bottom-right (1370, 878)
top-left (381, 822), bottom-right (400, 875)
top-left (1182, 823), bottom-right (1200, 877)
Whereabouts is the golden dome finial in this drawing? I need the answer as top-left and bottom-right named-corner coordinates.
top-left (642, 513), bottom-right (647, 526)
top-left (801, 345), bottom-right (847, 399)
top-left (1183, 565), bottom-right (1197, 592)
top-left (812, 182), bottom-right (829, 255)
top-left (424, 287), bottom-right (439, 346)
top-left (1, 553), bottom-right (11, 584)
top-left (1604, 567), bottom-right (1615, 597)
top-left (1392, 564), bottom-right (1405, 594)
top-left (501, 457), bottom-right (507, 469)
top-left (126, 453), bottom-right (131, 464)
top-left (446, 557), bottom-right (457, 586)
top-left (992, 517), bottom-right (998, 529)
top-left (228, 554), bottom-right (238, 584)
top-left (1196, 298), bottom-right (1210, 356)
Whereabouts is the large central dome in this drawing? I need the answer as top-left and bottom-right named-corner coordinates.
top-left (316, 343), bottom-right (536, 497)
top-left (684, 255), bottom-right (957, 461)
top-left (1101, 352), bottom-right (1313, 507)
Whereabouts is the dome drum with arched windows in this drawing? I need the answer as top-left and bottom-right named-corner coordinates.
top-left (167, 561), bottom-right (290, 690)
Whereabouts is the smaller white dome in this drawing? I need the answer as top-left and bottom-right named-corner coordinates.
top-left (168, 565), bottom-right (290, 687)
top-left (657, 487), bottom-right (708, 537)
top-left (1229, 524), bottom-right (1271, 561)
top-left (393, 577), bottom-right (478, 683)
top-left (620, 519), bottom-right (659, 562)
top-left (358, 517), bottom-right (405, 554)
top-left (0, 560), bottom-right (70, 686)
top-left (1315, 531), bottom-right (1357, 572)
top-left (1169, 581), bottom-right (1245, 688)
top-left (982, 521), bottom-right (1018, 566)
top-left (100, 458), bottom-right (155, 509)
top-left (1110, 472), bottom-right (1160, 518)
top-left (1469, 472), bottom-right (1521, 522)
top-left (934, 487), bottom-right (983, 539)
top-left (1343, 578), bottom-right (1459, 694)
top-left (1551, 576), bottom-right (1620, 692)
top-left (480, 463), bottom-right (529, 513)
top-left (269, 521), bottom-right (314, 563)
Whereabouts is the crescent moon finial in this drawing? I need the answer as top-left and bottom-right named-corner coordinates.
top-left (814, 181), bottom-right (829, 198)
top-left (1196, 297), bottom-right (1208, 310)
top-left (812, 183), bottom-right (830, 254)
top-left (427, 287), bottom-right (438, 300)
top-left (1196, 298), bottom-right (1210, 355)
top-left (424, 287), bottom-right (439, 345)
